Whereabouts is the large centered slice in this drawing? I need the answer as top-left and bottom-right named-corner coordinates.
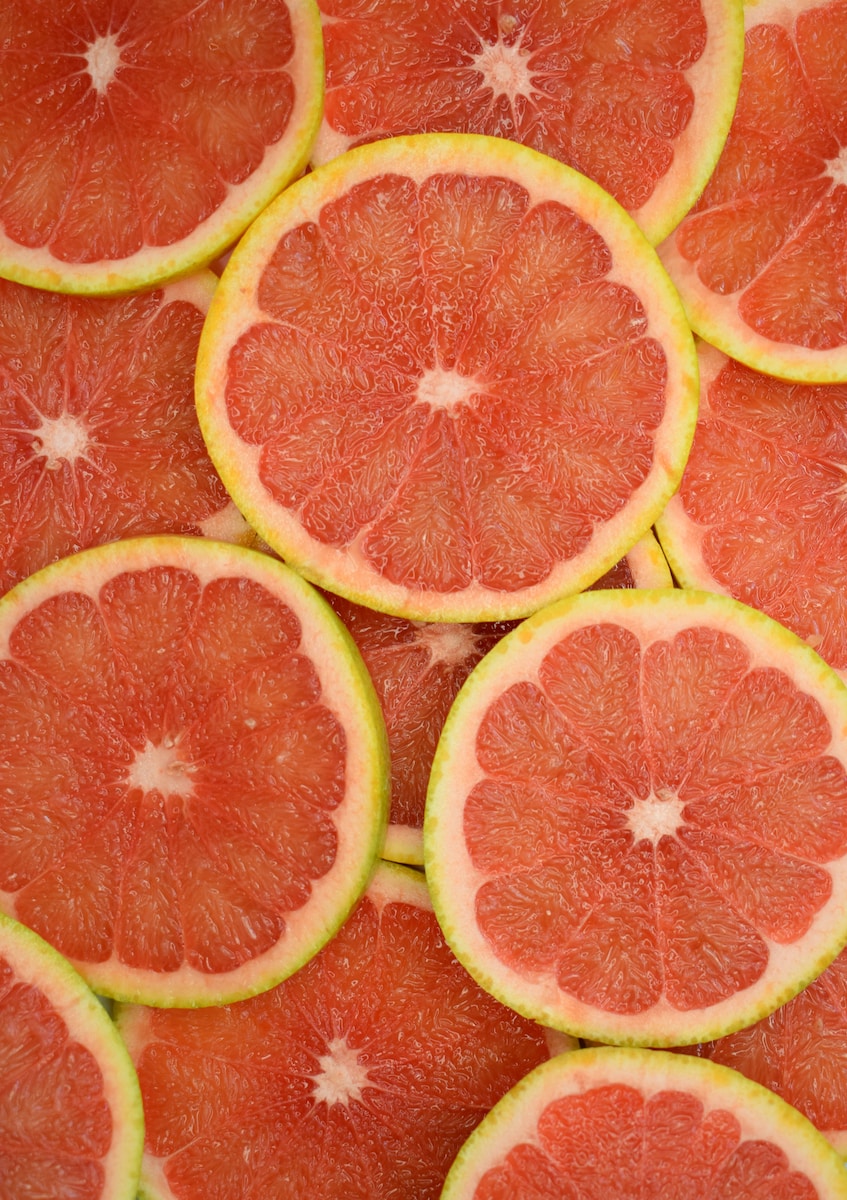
top-left (0, 536), bottom-right (388, 1006)
top-left (658, 0), bottom-right (847, 382)
top-left (197, 133), bottom-right (698, 622)
top-left (313, 0), bottom-right (744, 245)
top-left (0, 909), bottom-right (143, 1200)
top-left (441, 1046), bottom-right (847, 1199)
top-left (425, 588), bottom-right (847, 1047)
top-left (0, 272), bottom-right (253, 598)
top-left (116, 862), bottom-right (572, 1200)
top-left (0, 0), bottom-right (323, 294)
top-left (656, 341), bottom-right (847, 679)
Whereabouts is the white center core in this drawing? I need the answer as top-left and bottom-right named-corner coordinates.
top-left (32, 413), bottom-right (90, 469)
top-left (626, 789), bottom-right (687, 845)
top-left (416, 367), bottom-right (479, 411)
top-left (413, 621), bottom-right (477, 667)
top-left (312, 1037), bottom-right (371, 1106)
top-left (825, 145), bottom-right (847, 187)
top-left (127, 739), bottom-right (194, 799)
top-left (85, 33), bottom-right (122, 94)
top-left (471, 38), bottom-right (534, 106)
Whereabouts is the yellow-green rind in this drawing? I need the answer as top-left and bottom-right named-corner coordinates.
top-left (0, 536), bottom-right (390, 1007)
top-left (0, 908), bottom-right (144, 1200)
top-left (424, 587), bottom-right (847, 1047)
top-left (441, 1046), bottom-right (847, 1198)
top-left (196, 131), bottom-right (699, 623)
top-left (623, 529), bottom-right (674, 589)
top-left (0, 0), bottom-right (324, 296)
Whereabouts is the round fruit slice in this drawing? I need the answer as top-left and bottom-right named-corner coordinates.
top-left (0, 0), bottom-right (323, 294)
top-left (313, 0), bottom-right (744, 246)
top-left (328, 531), bottom-right (672, 866)
top-left (116, 861), bottom-right (573, 1200)
top-left (656, 341), bottom-right (847, 678)
top-left (658, 0), bottom-right (847, 383)
top-left (0, 908), bottom-right (143, 1200)
top-left (425, 587), bottom-right (847, 1047)
top-left (196, 133), bottom-right (698, 622)
top-left (0, 272), bottom-right (257, 599)
top-left (441, 1046), bottom-right (847, 1199)
top-left (0, 536), bottom-right (388, 1006)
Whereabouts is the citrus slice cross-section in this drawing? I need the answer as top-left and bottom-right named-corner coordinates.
top-left (0, 909), bottom-right (143, 1200)
top-left (425, 587), bottom-right (847, 1047)
top-left (658, 0), bottom-right (847, 382)
top-left (0, 536), bottom-right (388, 1007)
top-left (441, 1046), bottom-right (847, 1199)
top-left (0, 0), bottom-right (324, 294)
top-left (313, 0), bottom-right (744, 245)
top-left (116, 862), bottom-right (573, 1200)
top-left (656, 341), bottom-right (847, 679)
top-left (0, 272), bottom-right (255, 599)
top-left (197, 133), bottom-right (698, 622)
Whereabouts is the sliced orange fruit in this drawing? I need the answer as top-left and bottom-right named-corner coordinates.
top-left (313, 0), bottom-right (744, 245)
top-left (659, 0), bottom-right (847, 382)
top-left (0, 272), bottom-right (258, 598)
top-left (0, 0), bottom-right (324, 294)
top-left (0, 909), bottom-right (143, 1200)
top-left (441, 1046), bottom-right (847, 1198)
top-left (0, 536), bottom-right (388, 1006)
top-left (656, 341), bottom-right (847, 678)
top-left (425, 588), bottom-right (847, 1047)
top-left (197, 133), bottom-right (698, 622)
top-left (328, 531), bottom-right (672, 866)
top-left (116, 861), bottom-right (572, 1200)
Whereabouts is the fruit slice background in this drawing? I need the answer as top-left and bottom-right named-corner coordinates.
top-left (0, 536), bottom-right (388, 1006)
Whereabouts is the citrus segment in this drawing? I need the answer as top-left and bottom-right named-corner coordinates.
top-left (117, 862), bottom-right (571, 1200)
top-left (0, 536), bottom-right (388, 1006)
top-left (313, 0), bottom-right (744, 244)
top-left (0, 272), bottom-right (259, 598)
top-left (441, 1046), bottom-right (847, 1198)
top-left (197, 133), bottom-right (698, 622)
top-left (0, 909), bottom-right (143, 1200)
top-left (425, 588), bottom-right (847, 1046)
top-left (658, 0), bottom-right (847, 381)
top-left (656, 342), bottom-right (847, 678)
top-left (0, 0), bottom-right (324, 293)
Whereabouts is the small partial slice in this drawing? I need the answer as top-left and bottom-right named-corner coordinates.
top-left (0, 536), bottom-right (388, 1006)
top-left (0, 909), bottom-right (143, 1200)
top-left (314, 0), bottom-right (744, 245)
top-left (659, 0), bottom-right (847, 382)
top-left (197, 133), bottom-right (698, 621)
top-left (441, 1046), bottom-right (847, 1199)
top-left (0, 0), bottom-right (324, 294)
top-left (328, 531), bottom-right (671, 866)
top-left (656, 341), bottom-right (847, 677)
top-left (425, 587), bottom-right (847, 1046)
top-left (116, 862), bottom-right (572, 1200)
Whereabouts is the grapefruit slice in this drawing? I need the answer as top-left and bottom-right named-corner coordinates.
top-left (0, 536), bottom-right (388, 1007)
top-left (658, 0), bottom-right (847, 382)
top-left (313, 0), bottom-right (744, 245)
top-left (196, 133), bottom-right (698, 622)
top-left (0, 908), bottom-right (143, 1200)
top-left (328, 531), bottom-right (672, 866)
top-left (116, 861), bottom-right (573, 1200)
top-left (425, 587), bottom-right (847, 1047)
top-left (441, 1046), bottom-right (847, 1199)
top-left (656, 341), bottom-right (847, 678)
top-left (0, 0), bottom-right (323, 294)
top-left (0, 272), bottom-right (258, 598)
top-left (680, 944), bottom-right (847, 1157)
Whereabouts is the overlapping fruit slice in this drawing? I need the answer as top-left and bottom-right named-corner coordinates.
top-left (197, 133), bottom-right (698, 621)
top-left (0, 0), bottom-right (324, 293)
top-left (0, 537), bottom-right (388, 1006)
top-left (425, 588), bottom-right (847, 1046)
top-left (117, 862), bottom-right (572, 1200)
